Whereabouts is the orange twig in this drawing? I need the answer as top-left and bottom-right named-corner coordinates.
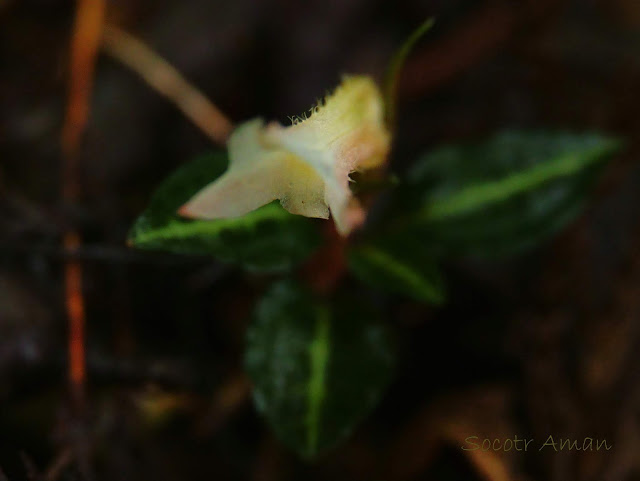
top-left (62, 0), bottom-right (106, 405)
top-left (102, 24), bottom-right (233, 146)
top-left (65, 233), bottom-right (86, 391)
top-left (62, 0), bottom-right (106, 175)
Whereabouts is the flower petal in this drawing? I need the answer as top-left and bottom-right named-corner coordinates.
top-left (263, 76), bottom-right (391, 234)
top-left (179, 118), bottom-right (329, 220)
top-left (178, 164), bottom-right (278, 219)
top-left (324, 180), bottom-right (366, 235)
top-left (264, 76), bottom-right (390, 172)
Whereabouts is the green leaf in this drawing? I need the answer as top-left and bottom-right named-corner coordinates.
top-left (128, 152), bottom-right (321, 272)
top-left (246, 281), bottom-right (395, 459)
top-left (401, 131), bottom-right (623, 258)
top-left (348, 238), bottom-right (445, 305)
top-left (383, 17), bottom-right (435, 127)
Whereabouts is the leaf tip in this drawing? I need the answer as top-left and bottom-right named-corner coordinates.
top-left (177, 203), bottom-right (195, 219)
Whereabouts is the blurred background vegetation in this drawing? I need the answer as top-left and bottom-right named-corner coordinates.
top-left (1, 0), bottom-right (640, 480)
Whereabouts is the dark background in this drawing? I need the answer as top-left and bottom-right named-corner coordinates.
top-left (1, 0), bottom-right (640, 479)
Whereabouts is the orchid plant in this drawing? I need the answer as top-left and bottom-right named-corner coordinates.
top-left (128, 21), bottom-right (622, 458)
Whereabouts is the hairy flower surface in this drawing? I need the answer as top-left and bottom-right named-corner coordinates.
top-left (179, 76), bottom-right (391, 235)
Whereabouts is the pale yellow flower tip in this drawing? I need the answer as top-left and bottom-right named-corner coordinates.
top-left (179, 75), bottom-right (391, 236)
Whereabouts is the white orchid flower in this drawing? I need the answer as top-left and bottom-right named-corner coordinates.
top-left (178, 76), bottom-right (391, 235)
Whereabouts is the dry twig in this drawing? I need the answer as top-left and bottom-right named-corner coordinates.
top-left (19, 453), bottom-right (39, 481)
top-left (43, 448), bottom-right (74, 481)
top-left (102, 24), bottom-right (233, 146)
top-left (59, 1), bottom-right (106, 479)
top-left (62, 0), bottom-right (106, 410)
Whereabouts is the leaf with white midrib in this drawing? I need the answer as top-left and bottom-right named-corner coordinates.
top-left (348, 244), bottom-right (445, 305)
top-left (246, 282), bottom-right (395, 459)
top-left (305, 306), bottom-right (330, 455)
top-left (128, 152), bottom-right (320, 271)
top-left (420, 139), bottom-right (621, 222)
top-left (399, 131), bottom-right (623, 258)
